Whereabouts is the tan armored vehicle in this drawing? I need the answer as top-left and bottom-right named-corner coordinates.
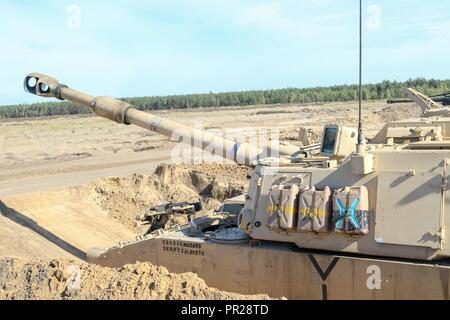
top-left (24, 73), bottom-right (450, 300)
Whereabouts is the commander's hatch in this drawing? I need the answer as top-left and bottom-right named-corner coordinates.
top-left (370, 123), bottom-right (444, 145)
top-left (386, 126), bottom-right (442, 145)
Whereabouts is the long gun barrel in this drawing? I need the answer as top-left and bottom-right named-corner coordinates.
top-left (24, 73), bottom-right (299, 165)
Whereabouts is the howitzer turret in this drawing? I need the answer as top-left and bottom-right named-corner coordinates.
top-left (24, 73), bottom-right (300, 166)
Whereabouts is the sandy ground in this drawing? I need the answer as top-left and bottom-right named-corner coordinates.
top-left (0, 258), bottom-right (273, 300)
top-left (0, 100), bottom-right (421, 299)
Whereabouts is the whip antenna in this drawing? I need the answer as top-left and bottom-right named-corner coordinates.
top-left (357, 0), bottom-right (365, 151)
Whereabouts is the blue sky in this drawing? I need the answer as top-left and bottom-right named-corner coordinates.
top-left (1, 0), bottom-right (449, 105)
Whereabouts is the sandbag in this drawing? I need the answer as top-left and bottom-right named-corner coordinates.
top-left (267, 184), bottom-right (300, 230)
top-left (333, 186), bottom-right (369, 235)
top-left (298, 186), bottom-right (332, 233)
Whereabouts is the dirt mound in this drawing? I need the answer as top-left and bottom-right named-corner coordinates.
top-left (88, 164), bottom-right (251, 232)
top-left (0, 163), bottom-right (251, 258)
top-left (374, 103), bottom-right (421, 123)
top-left (0, 258), bottom-right (273, 300)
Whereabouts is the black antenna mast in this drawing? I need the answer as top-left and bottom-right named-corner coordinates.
top-left (357, 0), bottom-right (365, 147)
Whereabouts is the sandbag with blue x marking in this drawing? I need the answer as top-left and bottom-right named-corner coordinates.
top-left (333, 186), bottom-right (369, 235)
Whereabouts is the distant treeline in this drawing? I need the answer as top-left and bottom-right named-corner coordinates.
top-left (1, 78), bottom-right (449, 119)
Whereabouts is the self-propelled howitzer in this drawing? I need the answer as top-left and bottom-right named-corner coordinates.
top-left (24, 73), bottom-right (450, 299)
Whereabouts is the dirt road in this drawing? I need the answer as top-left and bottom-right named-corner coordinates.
top-left (0, 148), bottom-right (173, 197)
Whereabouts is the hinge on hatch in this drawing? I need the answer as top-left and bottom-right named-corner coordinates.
top-left (431, 159), bottom-right (449, 249)
top-left (438, 159), bottom-right (449, 249)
